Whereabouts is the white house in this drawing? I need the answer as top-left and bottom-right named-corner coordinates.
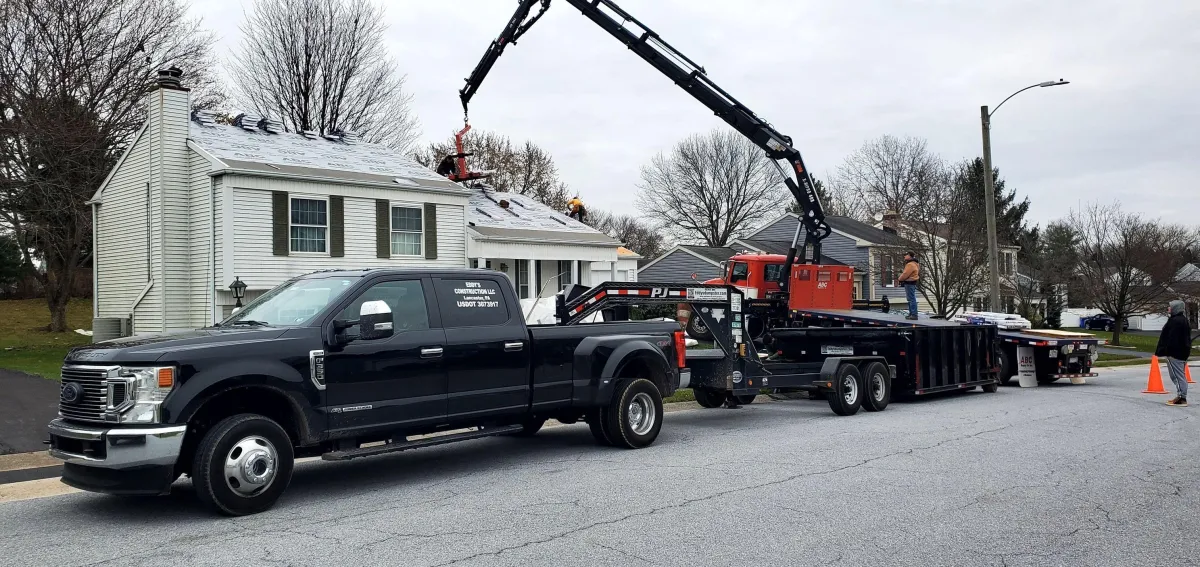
top-left (464, 187), bottom-right (622, 299)
top-left (89, 69), bottom-right (626, 339)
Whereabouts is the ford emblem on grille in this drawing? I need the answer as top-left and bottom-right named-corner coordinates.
top-left (61, 382), bottom-right (83, 404)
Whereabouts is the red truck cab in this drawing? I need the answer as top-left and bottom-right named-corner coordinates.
top-left (702, 253), bottom-right (787, 299)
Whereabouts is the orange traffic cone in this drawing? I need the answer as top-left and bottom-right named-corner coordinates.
top-left (1187, 365), bottom-right (1195, 384)
top-left (1143, 356), bottom-right (1168, 394)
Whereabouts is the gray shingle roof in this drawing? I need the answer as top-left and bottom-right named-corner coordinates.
top-left (188, 121), bottom-right (465, 192)
top-left (825, 216), bottom-right (912, 247)
top-left (467, 188), bottom-right (619, 246)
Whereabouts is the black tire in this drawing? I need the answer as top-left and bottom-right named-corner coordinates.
top-left (685, 311), bottom-right (714, 341)
top-left (735, 394), bottom-right (757, 405)
top-left (860, 361), bottom-right (891, 412)
top-left (1105, 323), bottom-right (1114, 332)
top-left (192, 414), bottom-right (294, 517)
top-left (826, 364), bottom-right (864, 416)
top-left (693, 388), bottom-right (725, 409)
top-left (512, 418), bottom-right (547, 437)
top-left (998, 347), bottom-right (1015, 385)
top-left (982, 382), bottom-right (999, 393)
top-left (602, 379), bottom-right (664, 449)
top-left (587, 409), bottom-right (612, 446)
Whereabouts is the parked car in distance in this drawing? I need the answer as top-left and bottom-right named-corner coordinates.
top-left (1080, 314), bottom-right (1128, 332)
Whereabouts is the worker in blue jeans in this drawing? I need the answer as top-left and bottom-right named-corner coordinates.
top-left (896, 251), bottom-right (920, 320)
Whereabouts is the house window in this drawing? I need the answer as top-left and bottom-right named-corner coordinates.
top-left (390, 205), bottom-right (423, 256)
top-left (1002, 252), bottom-right (1016, 276)
top-left (290, 197), bottom-right (327, 253)
top-left (879, 253), bottom-right (898, 287)
top-left (558, 260), bottom-right (573, 291)
top-left (517, 260), bottom-right (530, 298)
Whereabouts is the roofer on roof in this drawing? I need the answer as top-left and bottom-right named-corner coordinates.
top-left (566, 196), bottom-right (586, 222)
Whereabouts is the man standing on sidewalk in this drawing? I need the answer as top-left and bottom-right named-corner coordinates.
top-left (1156, 299), bottom-right (1193, 407)
top-left (896, 251), bottom-right (920, 320)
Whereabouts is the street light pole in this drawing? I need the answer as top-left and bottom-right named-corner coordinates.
top-left (980, 106), bottom-right (1001, 312)
top-left (979, 79), bottom-right (1069, 313)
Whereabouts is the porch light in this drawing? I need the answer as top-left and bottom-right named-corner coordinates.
top-left (229, 277), bottom-right (247, 308)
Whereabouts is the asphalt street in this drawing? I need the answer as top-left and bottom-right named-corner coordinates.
top-left (2, 365), bottom-right (1197, 567)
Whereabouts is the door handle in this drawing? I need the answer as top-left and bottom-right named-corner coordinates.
top-left (504, 341), bottom-right (524, 352)
top-left (421, 347), bottom-right (444, 358)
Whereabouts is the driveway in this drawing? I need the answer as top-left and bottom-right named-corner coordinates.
top-left (0, 370), bottom-right (58, 455)
top-left (2, 365), bottom-right (1198, 566)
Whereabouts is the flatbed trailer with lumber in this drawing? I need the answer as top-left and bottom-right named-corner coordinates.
top-left (557, 282), bottom-right (1001, 415)
top-left (792, 309), bottom-right (1099, 386)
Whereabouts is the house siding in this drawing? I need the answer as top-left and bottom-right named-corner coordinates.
top-left (188, 149), bottom-right (219, 327)
top-left (229, 186), bottom-right (467, 291)
top-left (638, 250), bottom-right (721, 283)
top-left (95, 131), bottom-right (153, 326)
top-left (157, 88), bottom-right (193, 332)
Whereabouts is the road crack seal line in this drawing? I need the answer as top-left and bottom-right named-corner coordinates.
top-left (429, 424), bottom-right (1015, 567)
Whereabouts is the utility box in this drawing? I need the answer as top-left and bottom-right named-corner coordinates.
top-left (92, 317), bottom-right (131, 343)
top-left (787, 264), bottom-right (855, 310)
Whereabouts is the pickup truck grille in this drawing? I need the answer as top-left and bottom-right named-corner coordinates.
top-left (59, 366), bottom-right (118, 423)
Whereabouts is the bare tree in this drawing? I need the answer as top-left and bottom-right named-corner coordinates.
top-left (412, 129), bottom-right (570, 210)
top-left (584, 210), bottom-right (666, 259)
top-left (900, 160), bottom-right (991, 318)
top-left (835, 135), bottom-right (939, 218)
top-left (231, 0), bottom-right (419, 151)
top-left (0, 0), bottom-right (219, 331)
top-left (1070, 203), bottom-right (1195, 345)
top-left (635, 129), bottom-right (785, 247)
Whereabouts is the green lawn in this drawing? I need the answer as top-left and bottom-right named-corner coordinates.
top-left (1063, 327), bottom-right (1159, 353)
top-left (0, 298), bottom-right (92, 379)
top-left (1094, 352), bottom-right (1151, 368)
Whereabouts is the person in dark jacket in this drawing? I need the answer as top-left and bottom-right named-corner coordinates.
top-left (1156, 299), bottom-right (1193, 406)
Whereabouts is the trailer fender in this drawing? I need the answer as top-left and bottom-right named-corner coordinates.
top-left (572, 335), bottom-right (675, 407)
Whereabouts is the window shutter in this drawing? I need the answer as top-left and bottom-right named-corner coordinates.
top-left (272, 191), bottom-right (289, 256)
top-left (329, 196), bottom-right (344, 257)
top-left (376, 199), bottom-right (390, 259)
top-left (424, 203), bottom-right (438, 260)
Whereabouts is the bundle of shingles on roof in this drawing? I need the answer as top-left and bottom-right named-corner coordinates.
top-left (191, 109), bottom-right (357, 142)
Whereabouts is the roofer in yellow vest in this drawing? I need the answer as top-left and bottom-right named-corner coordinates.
top-left (566, 196), bottom-right (586, 222)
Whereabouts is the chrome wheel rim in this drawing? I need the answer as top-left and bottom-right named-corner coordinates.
top-left (224, 435), bottom-right (278, 497)
top-left (843, 375), bottom-right (859, 405)
top-left (870, 372), bottom-right (886, 402)
top-left (627, 392), bottom-right (657, 436)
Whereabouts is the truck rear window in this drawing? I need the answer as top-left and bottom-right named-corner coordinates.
top-left (433, 278), bottom-right (511, 327)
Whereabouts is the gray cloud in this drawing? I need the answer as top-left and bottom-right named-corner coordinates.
top-left (197, 0), bottom-right (1199, 227)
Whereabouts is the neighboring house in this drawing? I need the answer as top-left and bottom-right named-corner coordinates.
top-left (465, 188), bottom-right (622, 299)
top-left (90, 70), bottom-right (625, 338)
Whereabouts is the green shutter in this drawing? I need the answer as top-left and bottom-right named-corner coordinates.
top-left (329, 196), bottom-right (344, 257)
top-left (376, 199), bottom-right (390, 259)
top-left (424, 203), bottom-right (438, 260)
top-left (272, 191), bottom-right (289, 256)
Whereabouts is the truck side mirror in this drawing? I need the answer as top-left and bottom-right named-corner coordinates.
top-left (358, 300), bottom-right (394, 341)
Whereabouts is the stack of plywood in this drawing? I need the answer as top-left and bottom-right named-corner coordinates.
top-left (1020, 328), bottom-right (1097, 339)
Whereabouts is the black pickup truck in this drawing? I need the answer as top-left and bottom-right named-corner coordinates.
top-left (47, 268), bottom-right (687, 516)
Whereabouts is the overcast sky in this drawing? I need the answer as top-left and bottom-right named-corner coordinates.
top-left (191, 0), bottom-right (1199, 228)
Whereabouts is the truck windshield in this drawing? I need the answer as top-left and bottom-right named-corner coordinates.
top-left (730, 262), bottom-right (749, 282)
top-left (221, 277), bottom-right (359, 327)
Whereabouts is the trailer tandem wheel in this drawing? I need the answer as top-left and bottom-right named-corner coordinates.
top-left (694, 388), bottom-right (726, 408)
top-left (860, 361), bottom-right (891, 412)
top-left (826, 363), bottom-right (864, 416)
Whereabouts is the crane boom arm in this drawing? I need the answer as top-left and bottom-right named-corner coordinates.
top-left (456, 0), bottom-right (831, 268)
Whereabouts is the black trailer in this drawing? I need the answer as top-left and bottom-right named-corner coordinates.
top-left (996, 331), bottom-right (1100, 385)
top-left (557, 282), bottom-right (1000, 416)
top-left (794, 308), bottom-right (1098, 386)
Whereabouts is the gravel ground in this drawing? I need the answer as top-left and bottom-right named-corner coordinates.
top-left (1, 365), bottom-right (1197, 567)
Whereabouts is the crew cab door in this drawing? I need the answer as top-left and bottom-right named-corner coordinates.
top-left (323, 277), bottom-right (447, 436)
top-left (430, 276), bottom-right (531, 420)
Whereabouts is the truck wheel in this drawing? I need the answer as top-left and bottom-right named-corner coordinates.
top-left (192, 414), bottom-right (294, 516)
top-left (982, 381), bottom-right (999, 393)
top-left (735, 394), bottom-right (757, 405)
top-left (603, 379), bottom-right (664, 449)
top-left (826, 364), bottom-right (863, 416)
top-left (693, 388), bottom-right (725, 408)
top-left (587, 409), bottom-right (612, 446)
top-left (860, 361), bottom-right (891, 412)
top-left (998, 347), bottom-right (1015, 385)
top-left (686, 312), bottom-right (714, 341)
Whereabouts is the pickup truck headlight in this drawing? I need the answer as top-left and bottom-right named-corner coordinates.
top-left (113, 366), bottom-right (175, 424)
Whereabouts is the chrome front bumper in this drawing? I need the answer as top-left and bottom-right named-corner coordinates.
top-left (48, 418), bottom-right (186, 469)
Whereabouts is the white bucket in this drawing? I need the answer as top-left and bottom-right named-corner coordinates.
top-left (1070, 376), bottom-right (1087, 385)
